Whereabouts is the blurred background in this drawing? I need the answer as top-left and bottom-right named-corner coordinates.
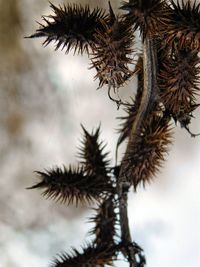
top-left (0, 0), bottom-right (200, 266)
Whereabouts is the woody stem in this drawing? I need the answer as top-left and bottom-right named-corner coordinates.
top-left (117, 37), bottom-right (158, 266)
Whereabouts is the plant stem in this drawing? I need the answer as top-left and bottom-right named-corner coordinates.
top-left (117, 37), bottom-right (158, 266)
top-left (131, 38), bottom-right (158, 138)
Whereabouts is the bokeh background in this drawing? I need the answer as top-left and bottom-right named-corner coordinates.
top-left (0, 0), bottom-right (200, 266)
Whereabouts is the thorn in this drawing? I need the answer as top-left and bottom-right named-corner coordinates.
top-left (108, 1), bottom-right (116, 24)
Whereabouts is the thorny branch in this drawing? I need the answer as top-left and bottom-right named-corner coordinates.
top-left (117, 37), bottom-right (158, 266)
top-left (26, 0), bottom-right (200, 266)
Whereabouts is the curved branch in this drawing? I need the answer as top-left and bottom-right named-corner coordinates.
top-left (117, 37), bottom-right (158, 266)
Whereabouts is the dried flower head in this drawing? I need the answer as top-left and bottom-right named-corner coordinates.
top-left (79, 125), bottom-right (110, 176)
top-left (121, 0), bottom-right (171, 40)
top-left (123, 114), bottom-right (173, 190)
top-left (89, 197), bottom-right (117, 246)
top-left (28, 166), bottom-right (113, 205)
top-left (27, 2), bottom-right (108, 54)
top-left (52, 244), bottom-right (117, 267)
top-left (159, 47), bottom-right (200, 128)
top-left (91, 4), bottom-right (134, 91)
top-left (166, 0), bottom-right (200, 51)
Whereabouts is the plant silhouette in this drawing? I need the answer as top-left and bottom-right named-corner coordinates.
top-left (27, 1), bottom-right (200, 266)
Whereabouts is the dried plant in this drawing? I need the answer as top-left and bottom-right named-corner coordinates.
top-left (27, 1), bottom-right (200, 266)
top-left (90, 3), bottom-right (134, 92)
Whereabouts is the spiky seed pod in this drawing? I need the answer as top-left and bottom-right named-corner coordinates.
top-left (51, 244), bottom-right (117, 267)
top-left (26, 2), bottom-right (108, 54)
top-left (123, 114), bottom-right (173, 190)
top-left (27, 166), bottom-right (114, 205)
top-left (89, 197), bottom-right (117, 247)
top-left (117, 56), bottom-right (143, 147)
top-left (79, 125), bottom-right (110, 177)
top-left (159, 48), bottom-right (200, 127)
top-left (166, 0), bottom-right (200, 51)
top-left (91, 12), bottom-right (134, 90)
top-left (121, 0), bottom-right (171, 40)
